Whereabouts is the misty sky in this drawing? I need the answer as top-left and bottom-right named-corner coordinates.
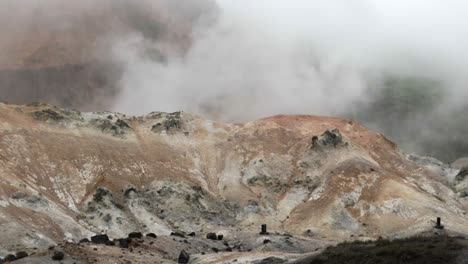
top-left (113, 0), bottom-right (468, 121)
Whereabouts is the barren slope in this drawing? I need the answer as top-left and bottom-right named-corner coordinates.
top-left (0, 103), bottom-right (467, 262)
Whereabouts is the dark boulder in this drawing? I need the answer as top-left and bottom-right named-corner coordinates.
top-left (206, 232), bottom-right (217, 240)
top-left (128, 232), bottom-right (143, 239)
top-left (79, 238), bottom-right (90, 243)
top-left (178, 250), bottom-right (190, 264)
top-left (15, 251), bottom-right (28, 259)
top-left (217, 234), bottom-right (224, 240)
top-left (91, 234), bottom-right (110, 244)
top-left (117, 238), bottom-right (130, 248)
top-left (211, 248), bottom-right (219, 253)
top-left (3, 254), bottom-right (16, 262)
top-left (188, 232), bottom-right (196, 237)
top-left (146, 233), bottom-right (157, 238)
top-left (106, 240), bottom-right (115, 246)
top-left (254, 257), bottom-right (286, 264)
top-left (51, 251), bottom-right (64, 261)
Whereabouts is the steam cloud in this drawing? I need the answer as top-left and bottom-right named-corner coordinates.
top-left (111, 0), bottom-right (468, 161)
top-left (1, 0), bottom-right (468, 161)
top-left (113, 0), bottom-right (468, 119)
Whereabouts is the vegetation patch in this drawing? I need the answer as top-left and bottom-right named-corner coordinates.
top-left (301, 236), bottom-right (465, 264)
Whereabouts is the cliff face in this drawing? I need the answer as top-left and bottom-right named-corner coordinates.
top-left (0, 103), bottom-right (466, 256)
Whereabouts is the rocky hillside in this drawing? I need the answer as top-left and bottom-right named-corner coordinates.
top-left (0, 103), bottom-right (467, 263)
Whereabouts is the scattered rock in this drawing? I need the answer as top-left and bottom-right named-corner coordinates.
top-left (103, 214), bottom-right (112, 222)
top-left (163, 112), bottom-right (182, 130)
top-left (128, 232), bottom-right (143, 239)
top-left (115, 119), bottom-right (130, 129)
top-left (171, 231), bottom-right (186, 238)
top-left (117, 238), bottom-right (130, 248)
top-left (263, 239), bottom-right (271, 244)
top-left (79, 238), bottom-right (90, 243)
top-left (455, 167), bottom-right (468, 184)
top-left (51, 251), bottom-right (64, 261)
top-left (217, 234), bottom-right (224, 240)
top-left (206, 232), bottom-right (217, 240)
top-left (454, 166), bottom-right (468, 197)
top-left (15, 251), bottom-right (28, 259)
top-left (151, 112), bottom-right (184, 134)
top-left (33, 109), bottom-right (65, 122)
top-left (211, 247), bottom-right (219, 253)
top-left (312, 128), bottom-right (345, 148)
top-left (90, 117), bottom-right (131, 137)
top-left (3, 254), bottom-right (16, 262)
top-left (91, 234), bottom-right (110, 244)
top-left (188, 232), bottom-right (196, 237)
top-left (178, 250), bottom-right (190, 264)
top-left (253, 257), bottom-right (286, 264)
top-left (146, 233), bottom-right (157, 238)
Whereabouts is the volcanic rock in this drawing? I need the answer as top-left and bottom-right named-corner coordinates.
top-left (51, 251), bottom-right (64, 261)
top-left (128, 232), bottom-right (143, 239)
top-left (91, 234), bottom-right (110, 245)
top-left (206, 233), bottom-right (217, 240)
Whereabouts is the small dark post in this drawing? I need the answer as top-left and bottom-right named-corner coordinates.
top-left (435, 217), bottom-right (444, 229)
top-left (178, 250), bottom-right (190, 264)
top-left (260, 224), bottom-right (269, 235)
